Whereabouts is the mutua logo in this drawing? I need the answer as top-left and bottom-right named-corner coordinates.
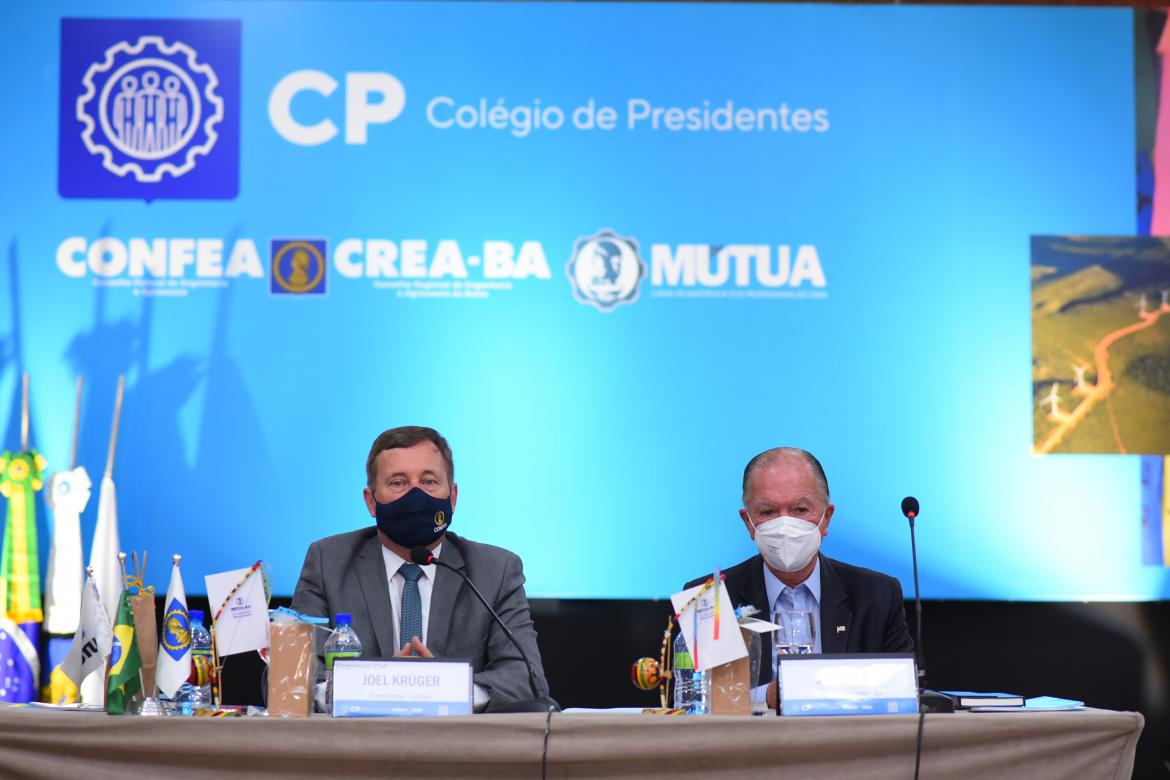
top-left (59, 18), bottom-right (241, 199)
top-left (565, 229), bottom-right (646, 312)
top-left (649, 244), bottom-right (826, 295)
top-left (567, 230), bottom-right (828, 309)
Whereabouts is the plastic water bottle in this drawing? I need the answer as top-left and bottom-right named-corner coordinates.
top-left (672, 632), bottom-right (709, 714)
top-left (324, 613), bottom-right (363, 714)
top-left (175, 610), bottom-right (213, 714)
top-left (190, 610), bottom-right (213, 702)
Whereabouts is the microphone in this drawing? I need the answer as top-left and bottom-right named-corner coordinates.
top-left (899, 497), bottom-right (954, 716)
top-left (410, 546), bottom-right (559, 714)
top-left (900, 496), bottom-right (925, 684)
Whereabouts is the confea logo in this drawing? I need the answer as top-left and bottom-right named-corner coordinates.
top-left (271, 239), bottom-right (328, 296)
top-left (566, 229), bottom-right (646, 312)
top-left (59, 19), bottom-right (240, 199)
top-left (78, 36), bottom-right (221, 181)
top-left (161, 599), bottom-right (190, 660)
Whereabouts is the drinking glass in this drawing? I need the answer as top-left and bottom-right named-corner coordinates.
top-left (772, 610), bottom-right (816, 656)
top-left (771, 610), bottom-right (816, 714)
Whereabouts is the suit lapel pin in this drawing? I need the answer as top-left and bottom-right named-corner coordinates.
top-left (836, 625), bottom-right (846, 633)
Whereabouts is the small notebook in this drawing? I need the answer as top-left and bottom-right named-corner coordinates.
top-left (941, 691), bottom-right (1025, 708)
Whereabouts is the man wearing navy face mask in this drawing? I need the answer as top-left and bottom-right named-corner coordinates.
top-left (291, 425), bottom-right (549, 711)
top-left (685, 447), bottom-right (912, 709)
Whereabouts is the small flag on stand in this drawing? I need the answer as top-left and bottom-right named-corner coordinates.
top-left (106, 587), bottom-right (142, 714)
top-left (155, 555), bottom-right (191, 699)
top-left (48, 571), bottom-right (112, 704)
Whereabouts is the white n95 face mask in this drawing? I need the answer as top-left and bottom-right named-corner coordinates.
top-left (750, 513), bottom-right (826, 572)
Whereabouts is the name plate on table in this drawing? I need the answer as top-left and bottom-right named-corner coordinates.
top-left (779, 654), bottom-right (919, 716)
top-left (332, 659), bottom-right (473, 717)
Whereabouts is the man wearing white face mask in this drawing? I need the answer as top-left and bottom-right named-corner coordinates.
top-left (685, 447), bottom-right (912, 709)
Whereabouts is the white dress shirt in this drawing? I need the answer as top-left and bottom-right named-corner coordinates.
top-left (763, 556), bottom-right (823, 654)
top-left (380, 542), bottom-right (440, 650)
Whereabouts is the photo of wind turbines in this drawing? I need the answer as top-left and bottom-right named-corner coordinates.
top-left (1032, 235), bottom-right (1170, 455)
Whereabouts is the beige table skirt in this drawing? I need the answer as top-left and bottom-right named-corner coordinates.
top-left (0, 707), bottom-right (1143, 779)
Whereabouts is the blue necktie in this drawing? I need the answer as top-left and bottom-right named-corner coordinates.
top-left (399, 564), bottom-right (424, 655)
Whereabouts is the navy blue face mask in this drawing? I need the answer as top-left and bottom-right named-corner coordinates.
top-left (374, 486), bottom-right (453, 549)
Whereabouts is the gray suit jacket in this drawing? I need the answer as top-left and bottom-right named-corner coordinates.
top-left (290, 528), bottom-right (549, 706)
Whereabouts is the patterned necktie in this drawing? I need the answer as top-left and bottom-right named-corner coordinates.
top-left (399, 564), bottom-right (424, 655)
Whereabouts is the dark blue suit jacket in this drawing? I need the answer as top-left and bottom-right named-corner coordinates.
top-left (686, 553), bottom-right (913, 683)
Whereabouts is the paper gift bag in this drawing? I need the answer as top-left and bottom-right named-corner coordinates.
top-left (130, 592), bottom-right (158, 698)
top-left (267, 619), bottom-right (317, 717)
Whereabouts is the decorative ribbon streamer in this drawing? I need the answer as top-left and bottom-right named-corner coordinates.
top-left (673, 574), bottom-right (722, 672)
top-left (212, 561), bottom-right (271, 623)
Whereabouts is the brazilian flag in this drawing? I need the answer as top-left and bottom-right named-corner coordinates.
top-left (106, 589), bottom-right (141, 714)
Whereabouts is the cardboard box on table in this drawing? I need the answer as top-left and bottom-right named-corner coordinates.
top-left (707, 626), bottom-right (756, 716)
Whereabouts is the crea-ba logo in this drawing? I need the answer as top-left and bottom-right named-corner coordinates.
top-left (58, 18), bottom-right (241, 200)
top-left (270, 239), bottom-right (328, 296)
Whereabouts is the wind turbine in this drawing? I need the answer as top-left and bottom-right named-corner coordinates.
top-left (1041, 382), bottom-right (1064, 419)
top-left (1072, 363), bottom-right (1092, 396)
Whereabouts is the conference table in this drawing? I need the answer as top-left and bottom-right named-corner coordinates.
top-left (0, 706), bottom-right (1142, 779)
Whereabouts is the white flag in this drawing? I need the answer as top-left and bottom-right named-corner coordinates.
top-left (205, 566), bottom-right (270, 657)
top-left (155, 558), bottom-right (192, 698)
top-left (82, 473), bottom-right (122, 705)
top-left (44, 467), bottom-right (92, 635)
top-left (51, 574), bottom-right (113, 702)
top-left (669, 580), bottom-right (747, 672)
top-left (88, 474), bottom-right (122, 622)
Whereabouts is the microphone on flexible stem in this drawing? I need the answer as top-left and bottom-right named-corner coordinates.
top-left (410, 546), bottom-right (560, 714)
top-left (899, 497), bottom-right (954, 715)
top-left (900, 496), bottom-right (925, 684)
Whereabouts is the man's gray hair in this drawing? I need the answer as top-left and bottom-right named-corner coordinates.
top-left (741, 447), bottom-right (830, 503)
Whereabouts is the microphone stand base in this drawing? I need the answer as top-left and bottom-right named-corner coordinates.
top-left (919, 689), bottom-right (955, 714)
top-left (485, 696), bottom-right (561, 714)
